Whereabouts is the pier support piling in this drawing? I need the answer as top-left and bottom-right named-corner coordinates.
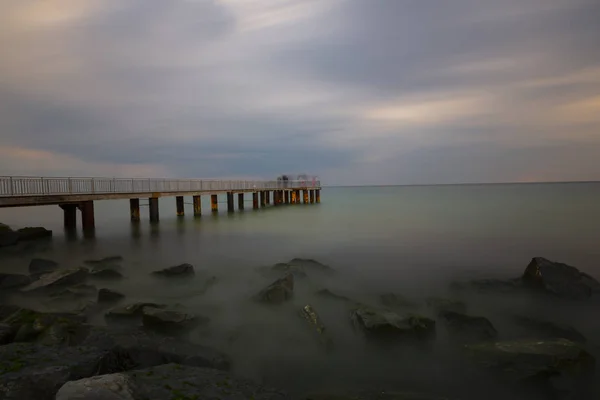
top-left (193, 195), bottom-right (201, 217)
top-left (310, 190), bottom-right (315, 204)
top-left (260, 191), bottom-right (266, 207)
top-left (227, 192), bottom-right (235, 213)
top-left (211, 194), bottom-right (218, 213)
top-left (60, 204), bottom-right (77, 230)
top-left (252, 192), bottom-right (259, 209)
top-left (238, 193), bottom-right (244, 210)
top-left (303, 190), bottom-right (309, 204)
top-left (296, 190), bottom-right (301, 204)
top-left (149, 197), bottom-right (159, 223)
top-left (176, 196), bottom-right (185, 216)
top-left (278, 190), bottom-right (284, 205)
top-left (129, 198), bottom-right (140, 222)
top-left (284, 191), bottom-right (289, 204)
top-left (316, 189), bottom-right (321, 203)
top-left (266, 191), bottom-right (271, 205)
top-left (79, 200), bottom-right (96, 230)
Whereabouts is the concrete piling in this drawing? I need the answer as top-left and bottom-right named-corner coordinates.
top-left (193, 195), bottom-right (201, 216)
top-left (238, 193), bottom-right (244, 210)
top-left (310, 190), bottom-right (315, 204)
top-left (129, 198), bottom-right (140, 222)
top-left (227, 192), bottom-right (235, 213)
top-left (266, 191), bottom-right (271, 205)
top-left (316, 189), bottom-right (320, 203)
top-left (211, 194), bottom-right (218, 213)
top-left (60, 203), bottom-right (77, 230)
top-left (303, 190), bottom-right (309, 204)
top-left (176, 196), bottom-right (185, 216)
top-left (260, 191), bottom-right (266, 207)
top-left (252, 192), bottom-right (259, 209)
top-left (149, 197), bottom-right (159, 222)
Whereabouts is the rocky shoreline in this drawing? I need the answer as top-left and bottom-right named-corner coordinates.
top-left (0, 251), bottom-right (599, 399)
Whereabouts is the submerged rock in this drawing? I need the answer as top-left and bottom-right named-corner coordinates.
top-left (28, 258), bottom-right (59, 276)
top-left (89, 268), bottom-right (124, 280)
top-left (513, 315), bottom-right (586, 343)
top-left (16, 226), bottom-right (52, 241)
top-left (351, 305), bottom-right (435, 343)
top-left (0, 273), bottom-right (31, 289)
top-left (21, 267), bottom-right (88, 293)
top-left (425, 297), bottom-right (467, 315)
top-left (289, 258), bottom-right (335, 274)
top-left (272, 262), bottom-right (308, 278)
top-left (299, 304), bottom-right (333, 350)
top-left (50, 283), bottom-right (98, 301)
top-left (522, 257), bottom-right (600, 299)
top-left (98, 288), bottom-right (125, 304)
top-left (465, 339), bottom-right (595, 396)
top-left (440, 311), bottom-right (497, 342)
top-left (152, 263), bottom-right (195, 277)
top-left (256, 274), bottom-right (294, 304)
top-left (142, 306), bottom-right (205, 334)
top-left (3, 307), bottom-right (87, 345)
top-left (56, 363), bottom-right (285, 400)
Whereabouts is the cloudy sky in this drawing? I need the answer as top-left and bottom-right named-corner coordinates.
top-left (1, 0), bottom-right (599, 185)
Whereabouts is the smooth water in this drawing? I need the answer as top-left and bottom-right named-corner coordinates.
top-left (1, 183), bottom-right (600, 398)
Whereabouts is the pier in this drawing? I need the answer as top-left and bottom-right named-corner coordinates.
top-left (0, 176), bottom-right (321, 232)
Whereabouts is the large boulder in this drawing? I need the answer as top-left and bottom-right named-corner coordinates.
top-left (21, 267), bottom-right (88, 293)
top-left (98, 288), bottom-right (125, 304)
top-left (0, 342), bottom-right (122, 400)
top-left (256, 274), bottom-right (294, 304)
top-left (522, 257), bottom-right (600, 299)
top-left (16, 226), bottom-right (52, 241)
top-left (2, 307), bottom-right (88, 345)
top-left (0, 273), bottom-right (31, 289)
top-left (440, 311), bottom-right (497, 342)
top-left (351, 305), bottom-right (435, 343)
top-left (142, 306), bottom-right (205, 335)
top-left (513, 315), bottom-right (586, 343)
top-left (56, 363), bottom-right (286, 400)
top-left (28, 258), bottom-right (59, 276)
top-left (299, 304), bottom-right (333, 350)
top-left (81, 327), bottom-right (231, 371)
top-left (465, 339), bottom-right (595, 397)
top-left (152, 263), bottom-right (195, 277)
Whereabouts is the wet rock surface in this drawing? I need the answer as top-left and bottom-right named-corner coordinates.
top-left (142, 306), bottom-right (205, 334)
top-left (21, 267), bottom-right (88, 293)
top-left (28, 258), bottom-right (59, 276)
top-left (513, 315), bottom-right (586, 343)
top-left (152, 263), bottom-right (195, 277)
top-left (0, 224), bottom-right (18, 247)
top-left (16, 226), bottom-right (52, 241)
top-left (351, 305), bottom-right (436, 343)
top-left (522, 257), bottom-right (600, 299)
top-left (105, 302), bottom-right (166, 324)
top-left (440, 311), bottom-right (497, 342)
top-left (299, 304), bottom-right (333, 350)
top-left (89, 268), bottom-right (124, 280)
top-left (256, 274), bottom-right (294, 304)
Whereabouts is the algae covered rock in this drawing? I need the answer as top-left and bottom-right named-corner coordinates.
top-left (21, 267), bottom-right (88, 293)
top-left (256, 274), bottom-right (294, 304)
top-left (522, 257), bottom-right (600, 299)
top-left (299, 304), bottom-right (333, 350)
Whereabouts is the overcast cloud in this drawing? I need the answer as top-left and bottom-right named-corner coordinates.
top-left (1, 0), bottom-right (599, 184)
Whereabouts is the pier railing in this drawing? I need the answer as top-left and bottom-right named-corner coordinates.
top-left (0, 177), bottom-right (321, 197)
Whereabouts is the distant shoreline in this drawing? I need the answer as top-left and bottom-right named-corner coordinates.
top-left (323, 180), bottom-right (600, 188)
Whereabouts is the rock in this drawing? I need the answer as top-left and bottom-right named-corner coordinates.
top-left (380, 293), bottom-right (416, 309)
top-left (0, 305), bottom-right (20, 320)
top-left (105, 302), bottom-right (166, 324)
top-left (0, 273), bottom-right (31, 289)
top-left (50, 284), bottom-right (98, 301)
top-left (0, 342), bottom-right (123, 400)
top-left (299, 304), bottom-right (333, 350)
top-left (0, 224), bottom-right (18, 247)
top-left (256, 274), bottom-right (294, 304)
top-left (16, 226), bottom-right (52, 241)
top-left (0, 322), bottom-right (15, 344)
top-left (56, 364), bottom-right (286, 400)
top-left (288, 258), bottom-right (335, 274)
top-left (90, 269), bottom-right (124, 280)
top-left (425, 297), bottom-right (467, 315)
top-left (98, 288), bottom-right (125, 304)
top-left (465, 339), bottom-right (595, 396)
top-left (522, 257), bottom-right (600, 299)
top-left (316, 288), bottom-right (352, 302)
top-left (142, 306), bottom-right (205, 334)
top-left (21, 267), bottom-right (88, 293)
top-left (81, 326), bottom-right (231, 371)
top-left (151, 263), bottom-right (195, 277)
top-left (84, 256), bottom-right (123, 267)
top-left (351, 305), bottom-right (435, 343)
top-left (513, 315), bottom-right (586, 343)
top-left (3, 307), bottom-right (88, 345)
top-left (28, 258), bottom-right (59, 276)
top-left (440, 311), bottom-right (497, 342)
top-left (272, 263), bottom-right (308, 278)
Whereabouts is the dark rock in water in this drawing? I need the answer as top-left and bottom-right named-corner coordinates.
top-left (440, 311), bottom-right (497, 342)
top-left (90, 268), bottom-right (124, 280)
top-left (3, 307), bottom-right (87, 345)
top-left (152, 263), bottom-right (195, 277)
top-left (272, 262), bottom-right (308, 278)
top-left (28, 258), bottom-right (59, 276)
top-left (21, 267), bottom-right (88, 293)
top-left (513, 315), bottom-right (586, 343)
top-left (0, 273), bottom-right (31, 289)
top-left (81, 326), bottom-right (231, 371)
top-left (105, 302), bottom-right (166, 323)
top-left (289, 258), bottom-right (335, 273)
top-left (0, 342), bottom-right (123, 400)
top-left (522, 257), bottom-right (600, 300)
top-left (465, 339), bottom-right (595, 397)
top-left (299, 304), bottom-right (333, 350)
top-left (380, 293), bottom-right (416, 309)
top-left (0, 304), bottom-right (20, 320)
top-left (0, 224), bottom-right (18, 247)
top-left (98, 288), bottom-right (125, 304)
top-left (142, 306), bottom-right (205, 334)
top-left (316, 288), bottom-right (352, 302)
top-left (56, 363), bottom-right (285, 400)
top-left (84, 255), bottom-right (123, 267)
top-left (50, 283), bottom-right (98, 301)
top-left (256, 274), bottom-right (294, 304)
top-left (16, 226), bottom-right (52, 241)
top-left (0, 322), bottom-right (15, 344)
top-left (425, 297), bottom-right (467, 315)
top-left (351, 305), bottom-right (435, 343)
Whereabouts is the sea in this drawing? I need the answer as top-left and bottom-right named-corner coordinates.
top-left (1, 182), bottom-right (600, 399)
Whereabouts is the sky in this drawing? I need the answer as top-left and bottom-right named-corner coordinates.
top-left (0, 0), bottom-right (599, 185)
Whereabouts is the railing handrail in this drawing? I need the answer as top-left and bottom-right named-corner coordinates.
top-left (0, 176), bottom-right (321, 197)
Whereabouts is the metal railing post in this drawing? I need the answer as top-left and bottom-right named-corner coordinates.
top-left (91, 178), bottom-right (95, 194)
top-left (9, 177), bottom-right (13, 195)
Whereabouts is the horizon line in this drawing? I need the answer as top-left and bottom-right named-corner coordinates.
top-left (323, 180), bottom-right (600, 188)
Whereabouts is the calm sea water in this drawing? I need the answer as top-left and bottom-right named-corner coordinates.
top-left (1, 182), bottom-right (600, 398)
